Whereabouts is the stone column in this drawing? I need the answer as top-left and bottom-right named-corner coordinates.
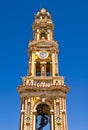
top-left (31, 52), bottom-right (35, 76)
top-left (62, 98), bottom-right (68, 130)
top-left (50, 110), bottom-right (54, 130)
top-left (34, 62), bottom-right (36, 76)
top-left (40, 62), bottom-right (46, 76)
top-left (55, 53), bottom-right (59, 75)
top-left (20, 111), bottom-right (24, 130)
top-left (20, 99), bottom-right (24, 130)
top-left (33, 110), bottom-right (37, 130)
top-left (36, 29), bottom-right (40, 40)
top-left (56, 99), bottom-right (60, 115)
top-left (56, 99), bottom-right (61, 130)
top-left (28, 62), bottom-right (31, 76)
top-left (47, 29), bottom-right (52, 40)
top-left (27, 97), bottom-right (31, 115)
top-left (50, 62), bottom-right (52, 76)
top-left (52, 53), bottom-right (55, 77)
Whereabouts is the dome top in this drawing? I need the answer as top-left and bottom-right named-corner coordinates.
top-left (35, 8), bottom-right (51, 19)
top-left (41, 8), bottom-right (46, 13)
top-left (33, 8), bottom-right (54, 31)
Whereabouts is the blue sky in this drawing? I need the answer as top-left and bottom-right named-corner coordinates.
top-left (0, 0), bottom-right (88, 130)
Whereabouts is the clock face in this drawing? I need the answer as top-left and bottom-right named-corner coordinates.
top-left (39, 51), bottom-right (48, 59)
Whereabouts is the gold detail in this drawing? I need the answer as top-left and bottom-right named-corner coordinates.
top-left (34, 53), bottom-right (38, 60)
top-left (41, 8), bottom-right (46, 13)
top-left (33, 97), bottom-right (40, 104)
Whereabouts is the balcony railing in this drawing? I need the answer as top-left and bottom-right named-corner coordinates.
top-left (22, 76), bottom-right (64, 88)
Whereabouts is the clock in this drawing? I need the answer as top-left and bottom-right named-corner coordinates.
top-left (39, 51), bottom-right (48, 59)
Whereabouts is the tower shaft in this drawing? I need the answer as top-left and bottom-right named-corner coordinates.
top-left (18, 8), bottom-right (69, 130)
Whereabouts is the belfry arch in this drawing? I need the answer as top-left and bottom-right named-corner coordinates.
top-left (33, 100), bottom-right (53, 111)
top-left (33, 100), bottom-right (54, 130)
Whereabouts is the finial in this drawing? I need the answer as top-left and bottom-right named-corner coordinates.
top-left (41, 8), bottom-right (46, 13)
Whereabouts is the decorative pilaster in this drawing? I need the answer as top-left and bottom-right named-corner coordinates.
top-left (24, 98), bottom-right (27, 130)
top-left (20, 98), bottom-right (25, 130)
top-left (54, 99), bottom-right (57, 130)
top-left (30, 98), bottom-right (33, 130)
top-left (27, 97), bottom-right (31, 115)
top-left (33, 110), bottom-right (37, 130)
top-left (62, 98), bottom-right (68, 130)
top-left (31, 52), bottom-right (35, 76)
top-left (52, 53), bottom-right (55, 77)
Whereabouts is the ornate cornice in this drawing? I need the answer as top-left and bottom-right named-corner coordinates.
top-left (17, 84), bottom-right (69, 98)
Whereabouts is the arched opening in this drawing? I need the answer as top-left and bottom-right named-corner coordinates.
top-left (36, 103), bottom-right (50, 130)
top-left (40, 32), bottom-right (47, 40)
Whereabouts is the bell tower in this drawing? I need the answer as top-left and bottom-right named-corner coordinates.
top-left (18, 8), bottom-right (69, 130)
